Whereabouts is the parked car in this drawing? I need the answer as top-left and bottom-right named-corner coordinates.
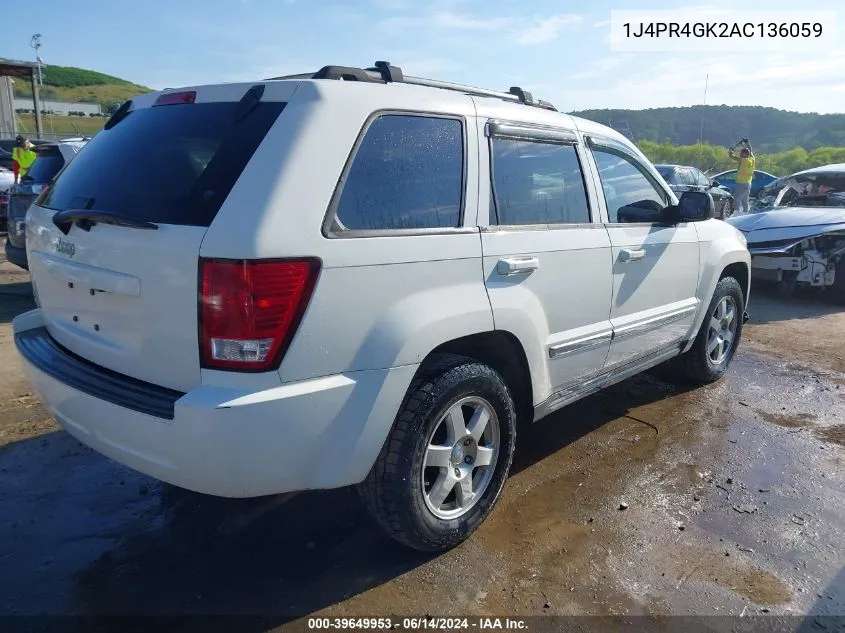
top-left (13, 63), bottom-right (750, 551)
top-left (4, 139), bottom-right (88, 270)
top-left (727, 164), bottom-right (845, 302)
top-left (711, 168), bottom-right (778, 199)
top-left (0, 166), bottom-right (14, 230)
top-left (655, 164), bottom-right (735, 219)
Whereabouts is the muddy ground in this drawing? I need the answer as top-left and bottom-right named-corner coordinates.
top-left (0, 249), bottom-right (843, 632)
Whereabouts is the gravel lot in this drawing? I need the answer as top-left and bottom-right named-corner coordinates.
top-left (0, 249), bottom-right (842, 632)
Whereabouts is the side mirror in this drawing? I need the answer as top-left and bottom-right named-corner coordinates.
top-left (711, 180), bottom-right (721, 188)
top-left (674, 191), bottom-right (714, 222)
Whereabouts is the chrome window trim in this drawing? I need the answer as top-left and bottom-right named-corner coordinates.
top-left (485, 120), bottom-right (578, 145)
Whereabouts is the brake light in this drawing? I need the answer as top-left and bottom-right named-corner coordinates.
top-left (154, 90), bottom-right (197, 106)
top-left (199, 258), bottom-right (320, 371)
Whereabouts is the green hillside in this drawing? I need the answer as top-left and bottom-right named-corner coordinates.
top-left (571, 106), bottom-right (845, 153)
top-left (13, 65), bottom-right (151, 110)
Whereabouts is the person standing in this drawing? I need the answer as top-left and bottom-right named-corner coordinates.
top-left (729, 138), bottom-right (755, 215)
top-left (12, 136), bottom-right (38, 184)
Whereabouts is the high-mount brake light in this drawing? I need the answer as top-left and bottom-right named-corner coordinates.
top-left (154, 91), bottom-right (197, 106)
top-left (199, 258), bottom-right (320, 371)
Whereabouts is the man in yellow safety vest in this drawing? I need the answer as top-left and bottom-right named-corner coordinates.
top-left (728, 138), bottom-right (755, 215)
top-left (12, 135), bottom-right (38, 184)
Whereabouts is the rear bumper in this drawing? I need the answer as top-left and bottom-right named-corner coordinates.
top-left (13, 309), bottom-right (416, 498)
top-left (4, 240), bottom-right (28, 270)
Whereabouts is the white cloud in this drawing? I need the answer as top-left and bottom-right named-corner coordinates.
top-left (379, 10), bottom-right (584, 45)
top-left (593, 19), bottom-right (611, 28)
top-left (512, 14), bottom-right (583, 45)
top-left (565, 57), bottom-right (624, 80)
top-left (432, 11), bottom-right (511, 31)
top-left (555, 48), bottom-right (845, 114)
top-left (381, 11), bottom-right (510, 31)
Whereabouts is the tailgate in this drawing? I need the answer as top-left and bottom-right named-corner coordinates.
top-left (24, 85), bottom-right (287, 392)
top-left (27, 205), bottom-right (206, 392)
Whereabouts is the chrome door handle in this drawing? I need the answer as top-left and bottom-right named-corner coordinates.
top-left (620, 248), bottom-right (646, 262)
top-left (497, 257), bottom-right (540, 275)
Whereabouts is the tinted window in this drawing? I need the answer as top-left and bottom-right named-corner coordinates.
top-left (22, 145), bottom-right (65, 184)
top-left (678, 169), bottom-right (696, 186)
top-left (655, 166), bottom-right (675, 183)
top-left (40, 100), bottom-right (285, 226)
top-left (717, 172), bottom-right (737, 187)
top-left (491, 139), bottom-right (590, 225)
top-left (693, 170), bottom-right (711, 187)
top-left (592, 148), bottom-right (668, 223)
top-left (333, 115), bottom-right (463, 231)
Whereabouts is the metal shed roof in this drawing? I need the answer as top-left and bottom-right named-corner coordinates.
top-left (0, 57), bottom-right (38, 79)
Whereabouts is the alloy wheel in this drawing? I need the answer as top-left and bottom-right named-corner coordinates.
top-left (421, 396), bottom-right (500, 520)
top-left (707, 296), bottom-right (738, 364)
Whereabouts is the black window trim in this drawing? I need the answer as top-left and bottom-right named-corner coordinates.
top-left (486, 119), bottom-right (594, 231)
top-left (322, 109), bottom-right (470, 239)
top-left (585, 135), bottom-right (676, 227)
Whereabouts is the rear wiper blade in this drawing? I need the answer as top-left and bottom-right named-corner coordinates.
top-left (52, 209), bottom-right (159, 235)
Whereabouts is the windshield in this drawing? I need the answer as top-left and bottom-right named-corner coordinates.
top-left (22, 146), bottom-right (66, 184)
top-left (39, 99), bottom-right (285, 227)
top-left (759, 171), bottom-right (845, 209)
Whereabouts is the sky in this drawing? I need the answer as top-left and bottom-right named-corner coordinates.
top-left (3, 0), bottom-right (844, 114)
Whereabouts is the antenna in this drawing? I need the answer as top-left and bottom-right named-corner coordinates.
top-left (30, 34), bottom-right (43, 85)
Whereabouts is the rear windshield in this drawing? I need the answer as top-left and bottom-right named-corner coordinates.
top-left (39, 99), bottom-right (285, 226)
top-left (22, 145), bottom-right (65, 184)
top-left (655, 166), bottom-right (673, 179)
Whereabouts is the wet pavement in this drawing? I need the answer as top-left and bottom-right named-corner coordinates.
top-left (0, 254), bottom-right (843, 631)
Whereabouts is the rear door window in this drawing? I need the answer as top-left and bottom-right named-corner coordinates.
top-left (490, 138), bottom-right (591, 226)
top-left (22, 145), bottom-right (65, 184)
top-left (39, 98), bottom-right (285, 227)
top-left (330, 114), bottom-right (464, 232)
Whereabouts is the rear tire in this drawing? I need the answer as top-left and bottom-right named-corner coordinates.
top-left (359, 354), bottom-right (516, 552)
top-left (670, 276), bottom-right (745, 384)
top-left (829, 257), bottom-right (845, 305)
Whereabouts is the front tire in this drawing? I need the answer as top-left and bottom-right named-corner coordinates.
top-left (721, 199), bottom-right (734, 219)
top-left (359, 354), bottom-right (516, 551)
top-left (672, 276), bottom-right (745, 384)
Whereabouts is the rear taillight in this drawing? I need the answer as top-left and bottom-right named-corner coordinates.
top-left (199, 258), bottom-right (320, 371)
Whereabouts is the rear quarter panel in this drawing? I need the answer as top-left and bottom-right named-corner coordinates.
top-left (201, 81), bottom-right (493, 383)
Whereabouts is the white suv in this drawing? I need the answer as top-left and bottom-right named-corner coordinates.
top-left (14, 62), bottom-right (750, 551)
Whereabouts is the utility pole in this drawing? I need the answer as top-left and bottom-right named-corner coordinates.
top-left (30, 34), bottom-right (43, 85)
top-left (697, 73), bottom-right (709, 170)
top-left (30, 34), bottom-right (44, 138)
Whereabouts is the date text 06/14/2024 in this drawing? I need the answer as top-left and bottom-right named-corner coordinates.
top-left (307, 617), bottom-right (529, 630)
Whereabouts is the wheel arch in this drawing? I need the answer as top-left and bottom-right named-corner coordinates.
top-left (720, 261), bottom-right (750, 307)
top-left (683, 226), bottom-right (751, 353)
top-left (419, 331), bottom-right (535, 426)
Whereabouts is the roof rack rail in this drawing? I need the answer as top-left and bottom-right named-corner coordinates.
top-left (267, 61), bottom-right (557, 112)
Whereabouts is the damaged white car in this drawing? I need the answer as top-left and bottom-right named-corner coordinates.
top-left (726, 164), bottom-right (845, 303)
